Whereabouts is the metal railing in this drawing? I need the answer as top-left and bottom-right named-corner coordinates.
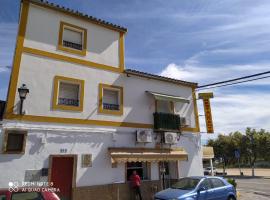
top-left (58, 98), bottom-right (79, 106)
top-left (153, 112), bottom-right (181, 131)
top-left (103, 103), bottom-right (119, 111)
top-left (63, 40), bottom-right (83, 50)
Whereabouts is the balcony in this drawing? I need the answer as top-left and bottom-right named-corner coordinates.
top-left (153, 112), bottom-right (181, 132)
top-left (0, 100), bottom-right (6, 120)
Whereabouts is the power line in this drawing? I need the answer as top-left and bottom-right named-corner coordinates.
top-left (197, 75), bottom-right (270, 90)
top-left (198, 70), bottom-right (270, 88)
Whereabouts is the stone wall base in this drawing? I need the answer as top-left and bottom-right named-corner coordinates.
top-left (72, 180), bottom-right (163, 200)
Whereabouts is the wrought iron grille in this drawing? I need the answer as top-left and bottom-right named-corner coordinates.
top-left (103, 103), bottom-right (119, 111)
top-left (58, 98), bottom-right (79, 106)
top-left (63, 40), bottom-right (83, 50)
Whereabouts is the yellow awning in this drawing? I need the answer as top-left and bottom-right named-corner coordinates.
top-left (108, 147), bottom-right (188, 164)
top-left (146, 91), bottom-right (190, 103)
top-left (203, 146), bottom-right (215, 159)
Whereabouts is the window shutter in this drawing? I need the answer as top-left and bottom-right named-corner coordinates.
top-left (63, 28), bottom-right (82, 45)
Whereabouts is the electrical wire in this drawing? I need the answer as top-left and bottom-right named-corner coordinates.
top-left (197, 75), bottom-right (270, 90)
top-left (198, 71), bottom-right (270, 88)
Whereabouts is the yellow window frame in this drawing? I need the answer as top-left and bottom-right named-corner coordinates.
top-left (52, 76), bottom-right (85, 111)
top-left (98, 83), bottom-right (123, 116)
top-left (2, 130), bottom-right (27, 154)
top-left (58, 21), bottom-right (87, 56)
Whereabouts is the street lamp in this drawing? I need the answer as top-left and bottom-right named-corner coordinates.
top-left (18, 84), bottom-right (29, 115)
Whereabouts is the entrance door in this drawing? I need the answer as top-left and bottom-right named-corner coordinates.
top-left (50, 155), bottom-right (76, 200)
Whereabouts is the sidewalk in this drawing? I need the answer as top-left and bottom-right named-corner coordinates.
top-left (239, 191), bottom-right (270, 200)
top-left (217, 168), bottom-right (270, 177)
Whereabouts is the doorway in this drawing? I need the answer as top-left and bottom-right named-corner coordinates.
top-left (49, 155), bottom-right (77, 200)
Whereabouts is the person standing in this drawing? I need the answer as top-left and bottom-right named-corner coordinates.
top-left (130, 170), bottom-right (142, 200)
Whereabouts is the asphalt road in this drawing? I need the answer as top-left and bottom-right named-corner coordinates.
top-left (235, 178), bottom-right (270, 199)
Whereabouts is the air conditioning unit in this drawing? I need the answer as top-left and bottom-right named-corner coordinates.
top-left (180, 117), bottom-right (190, 127)
top-left (136, 130), bottom-right (152, 143)
top-left (164, 132), bottom-right (178, 144)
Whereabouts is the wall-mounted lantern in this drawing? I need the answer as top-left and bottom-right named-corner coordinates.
top-left (18, 84), bottom-right (29, 115)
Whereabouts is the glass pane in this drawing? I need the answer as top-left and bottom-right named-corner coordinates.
top-left (11, 192), bottom-right (42, 200)
top-left (63, 28), bottom-right (83, 50)
top-left (7, 133), bottom-right (24, 151)
top-left (210, 178), bottom-right (225, 188)
top-left (103, 89), bottom-right (119, 104)
top-left (58, 82), bottom-right (80, 106)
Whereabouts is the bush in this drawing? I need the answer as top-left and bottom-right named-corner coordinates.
top-left (227, 178), bottom-right (237, 188)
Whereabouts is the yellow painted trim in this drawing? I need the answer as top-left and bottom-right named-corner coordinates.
top-left (52, 76), bottom-right (84, 112)
top-left (119, 32), bottom-right (125, 71)
top-left (23, 47), bottom-right (123, 73)
top-left (58, 21), bottom-right (87, 56)
top-left (98, 83), bottom-right (124, 116)
top-left (4, 1), bottom-right (30, 118)
top-left (5, 114), bottom-right (153, 129)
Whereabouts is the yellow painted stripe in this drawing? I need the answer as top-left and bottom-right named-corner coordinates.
top-left (22, 47), bottom-right (123, 73)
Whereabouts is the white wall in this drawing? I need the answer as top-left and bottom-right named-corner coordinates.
top-left (13, 53), bottom-right (196, 127)
top-left (0, 122), bottom-right (202, 188)
top-left (24, 4), bottom-right (120, 68)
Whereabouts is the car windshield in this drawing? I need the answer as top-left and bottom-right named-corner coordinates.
top-left (171, 178), bottom-right (201, 190)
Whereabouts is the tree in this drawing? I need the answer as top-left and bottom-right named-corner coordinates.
top-left (207, 128), bottom-right (270, 176)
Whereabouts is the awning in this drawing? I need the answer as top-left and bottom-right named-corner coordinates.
top-left (203, 146), bottom-right (215, 159)
top-left (108, 147), bottom-right (188, 164)
top-left (146, 91), bottom-right (190, 103)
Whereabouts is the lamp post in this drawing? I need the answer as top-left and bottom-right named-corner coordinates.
top-left (18, 84), bottom-right (29, 115)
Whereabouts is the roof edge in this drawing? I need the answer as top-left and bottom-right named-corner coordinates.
top-left (24, 0), bottom-right (128, 33)
top-left (125, 69), bottom-right (198, 88)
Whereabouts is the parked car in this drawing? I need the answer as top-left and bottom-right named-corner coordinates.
top-left (154, 176), bottom-right (237, 200)
top-left (0, 190), bottom-right (60, 200)
top-left (204, 167), bottom-right (217, 175)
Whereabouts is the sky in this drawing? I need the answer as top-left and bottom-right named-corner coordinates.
top-left (0, 0), bottom-right (270, 141)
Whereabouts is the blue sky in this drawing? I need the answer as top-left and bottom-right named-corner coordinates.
top-left (0, 0), bottom-right (270, 138)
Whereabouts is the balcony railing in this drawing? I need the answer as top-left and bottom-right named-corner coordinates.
top-left (153, 112), bottom-right (181, 131)
top-left (63, 40), bottom-right (83, 50)
top-left (0, 100), bottom-right (6, 120)
top-left (103, 103), bottom-right (119, 111)
top-left (58, 98), bottom-right (79, 106)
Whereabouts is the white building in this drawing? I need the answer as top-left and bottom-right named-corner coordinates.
top-left (0, 0), bottom-right (203, 199)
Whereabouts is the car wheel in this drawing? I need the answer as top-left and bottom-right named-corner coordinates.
top-left (227, 196), bottom-right (236, 200)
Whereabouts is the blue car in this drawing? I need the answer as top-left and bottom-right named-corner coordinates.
top-left (155, 176), bottom-right (237, 200)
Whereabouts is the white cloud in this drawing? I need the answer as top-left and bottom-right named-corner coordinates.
top-left (159, 62), bottom-right (270, 138)
top-left (159, 62), bottom-right (270, 86)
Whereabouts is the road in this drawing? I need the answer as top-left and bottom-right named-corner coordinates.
top-left (235, 178), bottom-right (270, 200)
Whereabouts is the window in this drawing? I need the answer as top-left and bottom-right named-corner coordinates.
top-left (156, 100), bottom-right (174, 114)
top-left (3, 130), bottom-right (27, 154)
top-left (58, 21), bottom-right (87, 56)
top-left (0, 194), bottom-right (6, 200)
top-left (12, 192), bottom-right (43, 200)
top-left (210, 178), bottom-right (225, 188)
top-left (199, 179), bottom-right (212, 190)
top-left (126, 162), bottom-right (150, 181)
top-left (52, 76), bottom-right (84, 111)
top-left (98, 84), bottom-right (123, 115)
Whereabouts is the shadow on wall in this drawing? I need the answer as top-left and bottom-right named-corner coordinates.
top-left (28, 132), bottom-right (105, 155)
